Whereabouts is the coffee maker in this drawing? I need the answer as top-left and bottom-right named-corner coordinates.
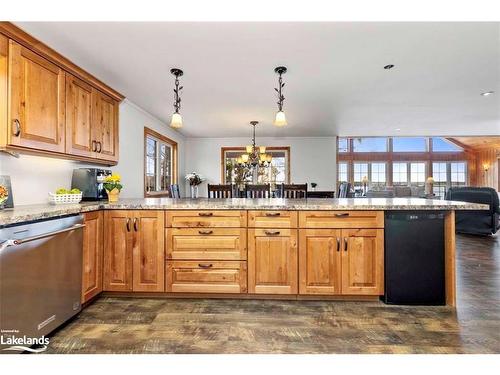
top-left (71, 168), bottom-right (112, 201)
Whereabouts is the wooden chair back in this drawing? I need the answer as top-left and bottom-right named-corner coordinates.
top-left (245, 184), bottom-right (271, 198)
top-left (207, 184), bottom-right (233, 198)
top-left (280, 183), bottom-right (307, 198)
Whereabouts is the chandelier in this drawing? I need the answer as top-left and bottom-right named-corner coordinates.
top-left (237, 121), bottom-right (272, 167)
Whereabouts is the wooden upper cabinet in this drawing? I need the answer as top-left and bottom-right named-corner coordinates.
top-left (65, 74), bottom-right (94, 158)
top-left (8, 40), bottom-right (65, 152)
top-left (131, 211), bottom-right (165, 292)
top-left (299, 229), bottom-right (342, 295)
top-left (341, 229), bottom-right (384, 295)
top-left (82, 211), bottom-right (103, 303)
top-left (92, 89), bottom-right (118, 163)
top-left (248, 228), bottom-right (298, 294)
top-left (103, 210), bottom-right (132, 292)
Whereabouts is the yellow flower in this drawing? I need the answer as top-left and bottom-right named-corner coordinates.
top-left (105, 173), bottom-right (121, 183)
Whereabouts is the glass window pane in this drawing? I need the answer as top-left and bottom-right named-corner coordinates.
top-left (352, 138), bottom-right (387, 152)
top-left (145, 137), bottom-right (157, 192)
top-left (393, 137), bottom-right (427, 152)
top-left (353, 162), bottom-right (368, 189)
top-left (370, 163), bottom-right (386, 187)
top-left (432, 162), bottom-right (448, 199)
top-left (410, 162), bottom-right (426, 186)
top-left (392, 162), bottom-right (408, 185)
top-left (338, 162), bottom-right (348, 182)
top-left (338, 138), bottom-right (349, 153)
top-left (451, 162), bottom-right (467, 186)
top-left (432, 138), bottom-right (462, 152)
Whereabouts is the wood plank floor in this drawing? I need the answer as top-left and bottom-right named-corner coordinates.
top-left (45, 233), bottom-right (499, 354)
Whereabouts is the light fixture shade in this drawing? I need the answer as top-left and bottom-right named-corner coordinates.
top-left (259, 146), bottom-right (266, 154)
top-left (170, 112), bottom-right (183, 129)
top-left (274, 111), bottom-right (287, 127)
top-left (259, 153), bottom-right (267, 163)
top-left (246, 145), bottom-right (253, 153)
top-left (241, 154), bottom-right (249, 163)
top-left (236, 156), bottom-right (243, 164)
top-left (362, 176), bottom-right (369, 183)
top-left (266, 154), bottom-right (272, 163)
top-left (426, 177), bottom-right (435, 183)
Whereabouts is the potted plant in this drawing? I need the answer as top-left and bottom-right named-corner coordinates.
top-left (185, 172), bottom-right (205, 198)
top-left (310, 182), bottom-right (317, 191)
top-left (103, 173), bottom-right (123, 203)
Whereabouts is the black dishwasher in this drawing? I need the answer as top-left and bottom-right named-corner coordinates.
top-left (384, 211), bottom-right (445, 305)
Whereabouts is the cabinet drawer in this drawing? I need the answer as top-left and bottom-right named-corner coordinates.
top-left (248, 210), bottom-right (297, 228)
top-left (166, 228), bottom-right (247, 260)
top-left (166, 261), bottom-right (247, 293)
top-left (299, 211), bottom-right (384, 229)
top-left (166, 210), bottom-right (247, 228)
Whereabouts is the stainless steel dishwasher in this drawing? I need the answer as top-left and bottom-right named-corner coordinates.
top-left (0, 215), bottom-right (84, 350)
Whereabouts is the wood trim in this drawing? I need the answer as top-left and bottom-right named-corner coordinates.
top-left (220, 146), bottom-right (291, 184)
top-left (144, 126), bottom-right (178, 198)
top-left (444, 211), bottom-right (456, 307)
top-left (0, 34), bottom-right (7, 147)
top-left (0, 22), bottom-right (124, 101)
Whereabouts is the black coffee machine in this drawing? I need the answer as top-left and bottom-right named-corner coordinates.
top-left (71, 168), bottom-right (112, 201)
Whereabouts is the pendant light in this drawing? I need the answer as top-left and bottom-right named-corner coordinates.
top-left (273, 66), bottom-right (288, 127)
top-left (170, 68), bottom-right (183, 129)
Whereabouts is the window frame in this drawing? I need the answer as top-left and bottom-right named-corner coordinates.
top-left (220, 146), bottom-right (291, 184)
top-left (144, 127), bottom-right (178, 198)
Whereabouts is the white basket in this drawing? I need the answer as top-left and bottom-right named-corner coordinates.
top-left (48, 192), bottom-right (83, 205)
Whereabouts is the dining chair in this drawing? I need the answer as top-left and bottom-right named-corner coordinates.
top-left (307, 191), bottom-right (335, 198)
top-left (280, 183), bottom-right (308, 198)
top-left (245, 184), bottom-right (271, 198)
top-left (169, 184), bottom-right (181, 198)
top-left (207, 184), bottom-right (233, 198)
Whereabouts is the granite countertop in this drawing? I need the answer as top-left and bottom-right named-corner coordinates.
top-left (0, 197), bottom-right (489, 227)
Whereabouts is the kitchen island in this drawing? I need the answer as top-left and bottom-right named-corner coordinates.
top-left (0, 198), bottom-right (488, 307)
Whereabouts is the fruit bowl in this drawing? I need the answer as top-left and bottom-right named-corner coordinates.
top-left (48, 192), bottom-right (83, 205)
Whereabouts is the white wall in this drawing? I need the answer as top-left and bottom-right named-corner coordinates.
top-left (0, 100), bottom-right (185, 205)
top-left (185, 137), bottom-right (337, 197)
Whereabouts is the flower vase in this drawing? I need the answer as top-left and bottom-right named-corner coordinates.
top-left (190, 185), bottom-right (199, 199)
top-left (107, 188), bottom-right (120, 203)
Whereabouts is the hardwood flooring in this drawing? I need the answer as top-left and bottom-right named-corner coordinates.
top-left (45, 233), bottom-right (499, 354)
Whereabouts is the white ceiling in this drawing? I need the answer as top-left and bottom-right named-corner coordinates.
top-left (15, 22), bottom-right (500, 138)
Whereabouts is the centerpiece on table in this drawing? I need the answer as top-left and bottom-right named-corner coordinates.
top-left (103, 173), bottom-right (123, 203)
top-left (185, 172), bottom-right (205, 199)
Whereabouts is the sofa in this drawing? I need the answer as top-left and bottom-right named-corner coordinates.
top-left (445, 187), bottom-right (500, 235)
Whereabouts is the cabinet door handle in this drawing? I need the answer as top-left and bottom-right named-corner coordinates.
top-left (198, 263), bottom-right (213, 269)
top-left (91, 140), bottom-right (97, 152)
top-left (126, 218), bottom-right (131, 232)
top-left (335, 213), bottom-right (349, 218)
top-left (12, 119), bottom-right (21, 137)
top-left (133, 218), bottom-right (138, 232)
top-left (198, 230), bottom-right (213, 235)
top-left (336, 238), bottom-right (340, 252)
top-left (97, 141), bottom-right (102, 153)
top-left (264, 230), bottom-right (280, 236)
top-left (265, 212), bottom-right (281, 217)
top-left (198, 212), bottom-right (213, 217)
top-left (344, 237), bottom-right (348, 251)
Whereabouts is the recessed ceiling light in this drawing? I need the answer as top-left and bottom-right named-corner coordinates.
top-left (481, 91), bottom-right (494, 96)
top-left (384, 64), bottom-right (395, 70)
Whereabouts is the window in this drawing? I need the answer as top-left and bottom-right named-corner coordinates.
top-left (144, 127), bottom-right (177, 197)
top-left (338, 162), bottom-right (348, 182)
top-left (432, 162), bottom-right (448, 198)
top-left (338, 138), bottom-right (349, 153)
top-left (392, 162), bottom-right (408, 185)
top-left (221, 147), bottom-right (290, 187)
top-left (410, 162), bottom-right (426, 186)
top-left (432, 138), bottom-right (462, 152)
top-left (370, 163), bottom-right (386, 187)
top-left (393, 137), bottom-right (428, 152)
top-left (353, 162), bottom-right (368, 189)
top-left (450, 162), bottom-right (467, 187)
top-left (352, 138), bottom-right (388, 152)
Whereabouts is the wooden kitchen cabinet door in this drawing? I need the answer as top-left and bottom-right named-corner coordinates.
top-left (248, 228), bottom-right (298, 294)
top-left (8, 40), bottom-right (65, 152)
top-left (299, 229), bottom-right (341, 295)
top-left (103, 210), bottom-right (133, 291)
top-left (340, 229), bottom-right (384, 295)
top-left (92, 89), bottom-right (118, 163)
top-left (82, 211), bottom-right (103, 303)
top-left (131, 211), bottom-right (165, 292)
top-left (65, 74), bottom-right (95, 158)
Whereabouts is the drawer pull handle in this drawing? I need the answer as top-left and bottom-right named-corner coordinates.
top-left (198, 263), bottom-right (213, 269)
top-left (97, 141), bottom-right (102, 153)
top-left (264, 230), bottom-right (280, 236)
top-left (92, 140), bottom-right (97, 152)
top-left (133, 218), bottom-right (138, 232)
top-left (126, 218), bottom-right (131, 232)
top-left (335, 213), bottom-right (350, 218)
top-left (198, 230), bottom-right (213, 235)
top-left (336, 238), bottom-right (340, 252)
top-left (198, 212), bottom-right (213, 217)
top-left (265, 212), bottom-right (281, 217)
top-left (344, 238), bottom-right (348, 252)
top-left (12, 119), bottom-right (21, 137)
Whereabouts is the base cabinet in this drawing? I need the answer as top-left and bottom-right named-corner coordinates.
top-left (103, 210), bottom-right (164, 292)
top-left (248, 229), bottom-right (298, 294)
top-left (82, 211), bottom-right (104, 303)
